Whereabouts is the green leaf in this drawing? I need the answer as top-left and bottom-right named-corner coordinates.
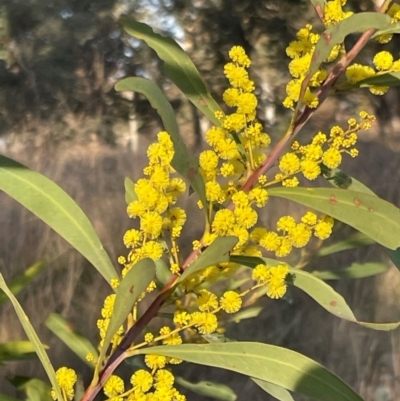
top-left (124, 177), bottom-right (138, 204)
top-left (0, 341), bottom-right (44, 362)
top-left (291, 268), bottom-right (399, 330)
top-left (115, 77), bottom-right (207, 207)
top-left (268, 187), bottom-right (400, 250)
top-left (137, 342), bottom-right (364, 401)
top-left (312, 262), bottom-right (389, 280)
top-left (45, 313), bottom-right (98, 366)
top-left (175, 376), bottom-right (237, 401)
top-left (121, 19), bottom-right (221, 126)
top-left (232, 255), bottom-right (400, 330)
top-left (315, 232), bottom-right (376, 257)
top-left (10, 377), bottom-right (53, 401)
top-left (0, 262), bottom-right (46, 306)
top-left (309, 0), bottom-right (326, 7)
top-left (323, 168), bottom-right (377, 195)
top-left (200, 327), bottom-right (293, 401)
top-left (0, 274), bottom-right (62, 400)
top-left (99, 258), bottom-right (156, 364)
top-left (177, 236), bottom-right (238, 283)
top-left (227, 306), bottom-right (263, 323)
top-left (387, 247), bottom-right (400, 271)
top-left (230, 254), bottom-right (273, 268)
top-left (252, 379), bottom-right (295, 401)
top-left (230, 254), bottom-right (265, 267)
top-left (323, 169), bottom-right (400, 271)
top-left (0, 155), bottom-right (117, 285)
top-left (0, 394), bottom-right (21, 401)
top-left (155, 258), bottom-right (172, 287)
top-left (373, 21), bottom-right (400, 38)
top-left (352, 72), bottom-right (400, 88)
top-left (301, 13), bottom-right (391, 101)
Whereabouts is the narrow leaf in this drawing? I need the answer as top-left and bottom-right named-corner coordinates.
top-left (0, 262), bottom-right (45, 306)
top-left (99, 258), bottom-right (156, 363)
top-left (252, 378), bottom-right (295, 401)
top-left (175, 376), bottom-right (237, 401)
top-left (315, 232), bottom-right (375, 257)
top-left (10, 377), bottom-right (52, 401)
top-left (323, 168), bottom-right (376, 195)
top-left (0, 155), bottom-right (117, 285)
top-left (0, 394), bottom-right (21, 401)
top-left (373, 21), bottom-right (400, 37)
top-left (233, 256), bottom-right (400, 330)
top-left (309, 0), bottom-right (326, 7)
top-left (138, 342), bottom-right (364, 401)
top-left (291, 268), bottom-right (400, 330)
top-left (115, 78), bottom-right (207, 206)
top-left (200, 330), bottom-right (293, 401)
top-left (124, 177), bottom-right (137, 204)
top-left (312, 262), bottom-right (389, 280)
top-left (121, 19), bottom-right (222, 126)
top-left (45, 313), bottom-right (98, 366)
top-left (227, 306), bottom-right (263, 323)
top-left (0, 274), bottom-right (62, 400)
top-left (177, 237), bottom-right (237, 283)
top-left (387, 247), bottom-right (400, 271)
top-left (155, 258), bottom-right (172, 287)
top-left (324, 169), bottom-right (400, 271)
top-left (268, 187), bottom-right (400, 249)
top-left (352, 72), bottom-right (400, 88)
top-left (0, 341), bottom-right (43, 362)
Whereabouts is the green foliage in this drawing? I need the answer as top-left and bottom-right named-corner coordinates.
top-left (0, 274), bottom-right (62, 400)
top-left (98, 258), bottom-right (156, 365)
top-left (121, 19), bottom-right (222, 126)
top-left (268, 187), bottom-right (400, 249)
top-left (137, 342), bottom-right (363, 401)
top-left (175, 377), bottom-right (237, 401)
top-left (0, 341), bottom-right (43, 362)
top-left (9, 377), bottom-right (53, 401)
top-left (252, 379), bottom-right (295, 401)
top-left (312, 262), bottom-right (389, 280)
top-left (315, 232), bottom-right (376, 257)
top-left (0, 155), bottom-right (117, 285)
top-left (177, 237), bottom-right (238, 283)
top-left (2, 4), bottom-right (400, 401)
top-left (0, 262), bottom-right (46, 306)
top-left (45, 314), bottom-right (98, 366)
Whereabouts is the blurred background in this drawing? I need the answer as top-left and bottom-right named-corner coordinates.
top-left (0, 0), bottom-right (400, 400)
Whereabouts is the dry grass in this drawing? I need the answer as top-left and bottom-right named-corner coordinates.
top-left (0, 135), bottom-right (399, 401)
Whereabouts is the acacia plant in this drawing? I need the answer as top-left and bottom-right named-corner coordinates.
top-left (1, 1), bottom-right (400, 401)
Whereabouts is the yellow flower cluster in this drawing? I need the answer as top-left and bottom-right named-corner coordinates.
top-left (323, 0), bottom-right (353, 27)
top-left (202, 46), bottom-right (271, 185)
top-left (284, 1), bottom-right (352, 109)
top-left (273, 112), bottom-right (374, 186)
top-left (122, 131), bottom-right (187, 275)
top-left (345, 51), bottom-right (400, 95)
top-left (284, 24), bottom-right (328, 109)
top-left (251, 212), bottom-right (334, 258)
top-left (96, 294), bottom-right (124, 348)
top-left (51, 367), bottom-right (77, 401)
top-left (252, 264), bottom-right (290, 299)
top-left (102, 368), bottom-right (186, 401)
top-left (182, 46), bottom-right (347, 286)
top-left (375, 3), bottom-right (400, 44)
top-left (101, 286), bottom-right (246, 401)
